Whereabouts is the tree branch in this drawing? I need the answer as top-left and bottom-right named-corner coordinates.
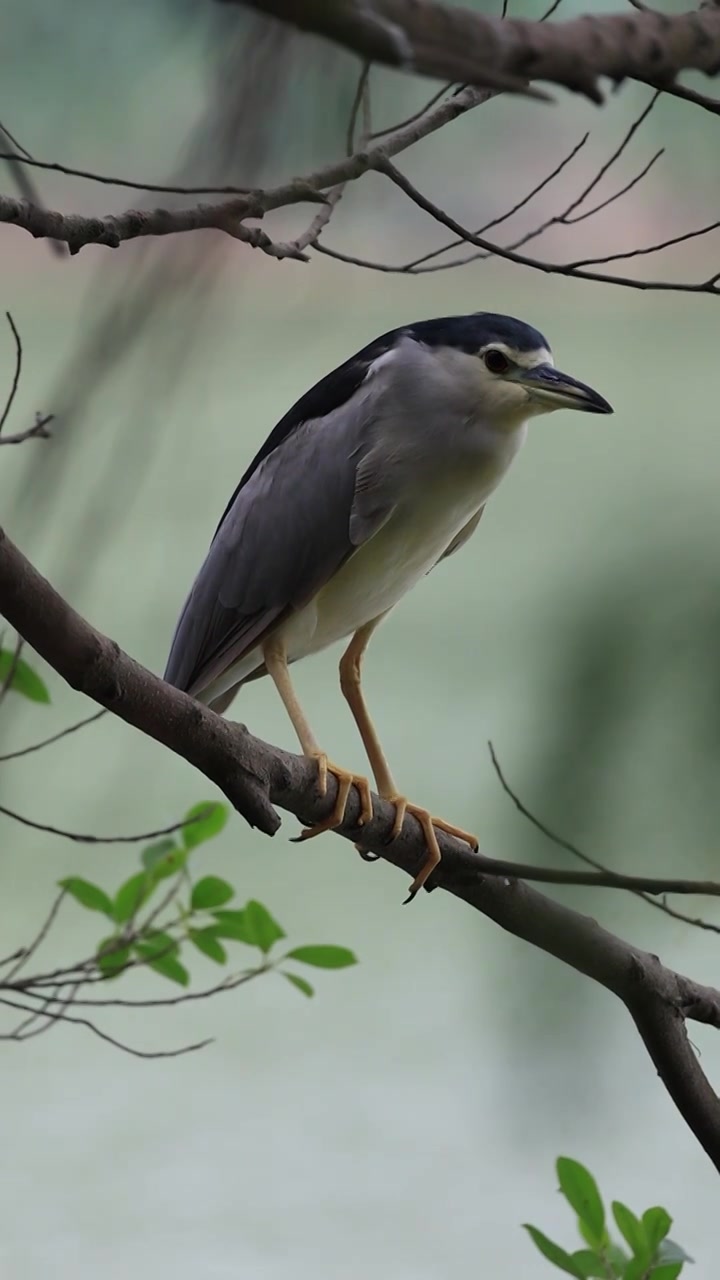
top-left (1, 523), bottom-right (720, 1167)
top-left (231, 0), bottom-right (720, 104)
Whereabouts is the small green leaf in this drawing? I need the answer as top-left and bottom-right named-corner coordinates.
top-left (59, 877), bottom-right (113, 916)
top-left (284, 972), bottom-right (314, 998)
top-left (556, 1159), bottom-right (605, 1247)
top-left (0, 650), bottom-right (50, 703)
top-left (612, 1202), bottom-right (648, 1260)
top-left (142, 953), bottom-right (190, 986)
top-left (191, 876), bottom-right (234, 911)
top-left (244, 900), bottom-right (285, 953)
top-left (569, 1250), bottom-right (606, 1279)
top-left (189, 928), bottom-right (227, 965)
top-left (649, 1268), bottom-right (683, 1280)
top-left (182, 801), bottom-right (228, 850)
top-left (133, 932), bottom-right (178, 961)
top-left (285, 944), bottom-right (357, 969)
top-left (112, 871), bottom-right (154, 923)
top-left (142, 840), bottom-right (186, 880)
top-left (210, 909), bottom-right (252, 943)
top-left (642, 1209), bottom-right (672, 1253)
top-left (97, 936), bottom-right (131, 976)
top-left (524, 1226), bottom-right (584, 1278)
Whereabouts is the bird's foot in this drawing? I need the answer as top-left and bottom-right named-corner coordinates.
top-left (383, 795), bottom-right (478, 904)
top-left (296, 753), bottom-right (374, 839)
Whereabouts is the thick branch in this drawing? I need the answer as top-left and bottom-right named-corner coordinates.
top-left (1, 524), bottom-right (720, 1168)
top-left (232, 1), bottom-right (720, 104)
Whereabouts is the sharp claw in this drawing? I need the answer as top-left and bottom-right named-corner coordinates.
top-left (378, 799), bottom-right (478, 904)
top-left (296, 760), bottom-right (372, 841)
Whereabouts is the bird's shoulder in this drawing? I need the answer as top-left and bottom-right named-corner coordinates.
top-left (212, 325), bottom-right (416, 540)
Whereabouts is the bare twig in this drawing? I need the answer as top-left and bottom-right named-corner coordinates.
top-left (0, 152), bottom-right (260, 196)
top-left (370, 155), bottom-right (720, 295)
top-left (0, 633), bottom-right (23, 706)
top-left (0, 995), bottom-right (212, 1058)
top-left (488, 743), bottom-right (720, 937)
top-left (0, 801), bottom-right (213, 846)
top-left (0, 708), bottom-right (105, 762)
top-left (4, 891), bottom-right (66, 982)
top-left (562, 90), bottom-right (661, 220)
top-left (0, 313), bottom-right (22, 435)
top-left (0, 413), bottom-right (53, 447)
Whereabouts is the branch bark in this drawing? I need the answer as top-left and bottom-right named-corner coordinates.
top-left (1, 522), bottom-right (720, 1169)
top-left (231, 0), bottom-right (720, 103)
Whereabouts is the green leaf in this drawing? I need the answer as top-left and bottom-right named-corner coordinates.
top-left (642, 1209), bottom-right (672, 1254)
top-left (112, 871), bottom-right (154, 923)
top-left (189, 928), bottom-right (227, 965)
top-left (556, 1159), bottom-right (605, 1247)
top-left (0, 649), bottom-right (50, 703)
top-left (133, 932), bottom-right (178, 961)
top-left (523, 1226), bottom-right (584, 1278)
top-left (286, 944), bottom-right (357, 969)
top-left (97, 936), bottom-right (131, 977)
top-left (569, 1251), bottom-right (606, 1279)
top-left (612, 1202), bottom-right (648, 1260)
top-left (284, 972), bottom-right (315, 998)
top-left (141, 840), bottom-right (186, 880)
top-left (244, 900), bottom-right (285, 953)
top-left (191, 876), bottom-right (234, 911)
top-left (59, 876), bottom-right (113, 916)
top-left (209, 909), bottom-right (252, 943)
top-left (182, 801), bottom-right (228, 850)
top-left (142, 953), bottom-right (190, 986)
top-left (649, 1268), bottom-right (683, 1280)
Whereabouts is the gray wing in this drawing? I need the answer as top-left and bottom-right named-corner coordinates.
top-left (164, 386), bottom-right (397, 697)
top-left (435, 505), bottom-right (485, 566)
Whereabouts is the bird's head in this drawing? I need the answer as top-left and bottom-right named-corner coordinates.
top-left (410, 313), bottom-right (613, 427)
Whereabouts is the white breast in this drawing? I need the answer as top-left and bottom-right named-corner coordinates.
top-left (284, 424), bottom-right (526, 660)
top-left (202, 419), bottom-right (527, 702)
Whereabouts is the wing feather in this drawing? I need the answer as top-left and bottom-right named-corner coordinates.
top-left (164, 376), bottom-right (395, 696)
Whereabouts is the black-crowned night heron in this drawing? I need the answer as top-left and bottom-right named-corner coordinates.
top-left (164, 313), bottom-right (612, 899)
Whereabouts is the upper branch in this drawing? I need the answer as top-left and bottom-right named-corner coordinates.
top-left (231, 0), bottom-right (720, 103)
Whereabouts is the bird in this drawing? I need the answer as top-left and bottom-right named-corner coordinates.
top-left (164, 312), bottom-right (612, 900)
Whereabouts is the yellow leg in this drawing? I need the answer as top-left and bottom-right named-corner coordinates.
top-left (263, 638), bottom-right (373, 836)
top-left (339, 620), bottom-right (479, 901)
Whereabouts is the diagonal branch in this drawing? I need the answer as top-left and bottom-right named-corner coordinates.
top-left (231, 0), bottom-right (720, 104)
top-left (1, 522), bottom-right (720, 1167)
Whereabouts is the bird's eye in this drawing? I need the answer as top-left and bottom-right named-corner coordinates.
top-left (483, 349), bottom-right (510, 375)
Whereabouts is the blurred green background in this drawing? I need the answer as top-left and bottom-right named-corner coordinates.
top-left (1, 0), bottom-right (719, 1276)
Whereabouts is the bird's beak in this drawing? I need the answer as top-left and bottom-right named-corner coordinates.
top-left (520, 363), bottom-right (613, 415)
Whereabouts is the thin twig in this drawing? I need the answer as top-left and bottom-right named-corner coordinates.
top-left (0, 995), bottom-right (212, 1058)
top-left (566, 149), bottom-right (663, 224)
top-left (0, 121), bottom-right (32, 161)
top-left (16, 967), bottom-right (268, 1010)
top-left (488, 744), bottom-right (720, 936)
top-left (0, 413), bottom-right (53, 447)
top-left (0, 708), bottom-right (105, 762)
top-left (0, 633), bottom-right (23, 706)
top-left (394, 131), bottom-right (589, 273)
top-left (562, 89), bottom-right (661, 220)
top-left (4, 891), bottom-right (66, 982)
top-left (568, 219), bottom-right (720, 268)
top-left (0, 313), bottom-right (22, 435)
top-left (0, 803), bottom-right (212, 845)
